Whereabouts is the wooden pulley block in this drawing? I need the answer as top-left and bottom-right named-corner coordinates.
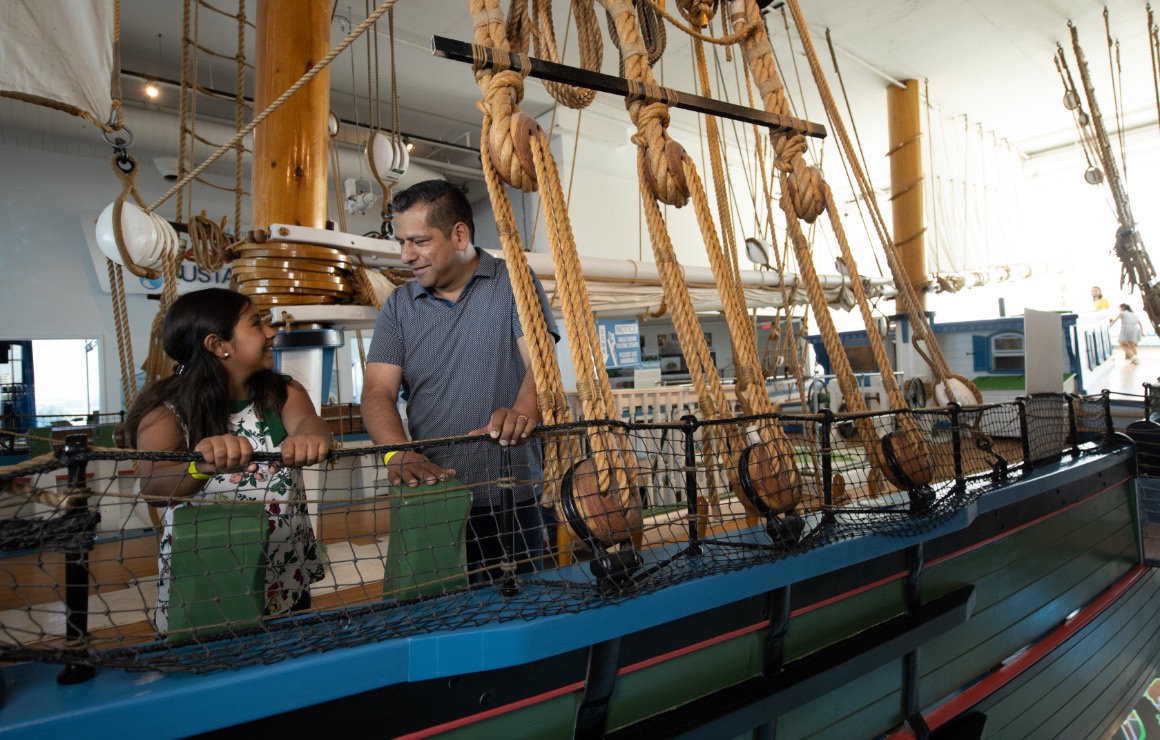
top-left (232, 267), bottom-right (350, 282)
top-left (234, 243), bottom-right (353, 266)
top-left (934, 374), bottom-right (983, 407)
top-left (878, 426), bottom-right (934, 490)
top-left (509, 112), bottom-right (542, 188)
top-left (729, 439), bottom-right (802, 516)
top-left (641, 139), bottom-right (690, 207)
top-left (560, 457), bottom-right (643, 549)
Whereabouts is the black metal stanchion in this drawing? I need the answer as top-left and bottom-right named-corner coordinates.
top-left (57, 433), bottom-right (97, 685)
top-left (682, 415), bottom-right (702, 555)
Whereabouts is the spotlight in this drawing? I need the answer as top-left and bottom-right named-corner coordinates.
top-left (144, 82), bottom-right (159, 99)
top-left (405, 137), bottom-right (414, 152)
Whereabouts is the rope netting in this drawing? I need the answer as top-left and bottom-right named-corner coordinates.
top-left (0, 393), bottom-right (1116, 673)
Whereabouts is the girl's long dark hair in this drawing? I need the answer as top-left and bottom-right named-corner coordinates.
top-left (126, 289), bottom-right (287, 449)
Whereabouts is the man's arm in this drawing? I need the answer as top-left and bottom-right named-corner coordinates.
top-left (361, 362), bottom-right (409, 445)
top-left (361, 362), bottom-right (454, 485)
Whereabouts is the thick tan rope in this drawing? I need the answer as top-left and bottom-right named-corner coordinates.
top-left (142, 247), bottom-right (183, 384)
top-left (689, 36), bottom-right (768, 417)
top-left (1150, 5), bottom-right (1160, 142)
top-left (784, 2), bottom-right (959, 398)
top-left (107, 260), bottom-right (136, 406)
top-left (730, 0), bottom-right (929, 485)
top-left (531, 0), bottom-right (603, 109)
top-left (601, 0), bottom-right (690, 207)
top-left (471, 2), bottom-right (626, 507)
top-left (784, 2), bottom-right (946, 394)
top-left (604, 0), bottom-right (801, 514)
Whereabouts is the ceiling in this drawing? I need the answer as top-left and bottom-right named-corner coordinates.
top-left (101, 0), bottom-right (1160, 183)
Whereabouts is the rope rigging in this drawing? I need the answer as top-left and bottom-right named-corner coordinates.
top-left (729, 0), bottom-right (935, 497)
top-left (1062, 20), bottom-right (1160, 335)
top-left (470, 0), bottom-right (642, 554)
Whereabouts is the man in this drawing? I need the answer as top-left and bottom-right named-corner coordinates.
top-left (361, 179), bottom-right (559, 582)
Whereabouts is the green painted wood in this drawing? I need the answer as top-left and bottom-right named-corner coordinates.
top-left (773, 483), bottom-right (1136, 738)
top-left (440, 692), bottom-right (581, 739)
top-left (925, 482), bottom-right (1131, 612)
top-left (606, 628), bottom-right (765, 730)
top-left (383, 478), bottom-right (473, 601)
top-left (778, 660), bottom-right (905, 738)
top-left (1069, 617), bottom-right (1160, 739)
top-left (987, 569), bottom-right (1160, 739)
top-left (783, 579), bottom-right (908, 661)
top-left (984, 573), bottom-right (1157, 735)
top-left (167, 503), bottom-right (268, 640)
top-left (27, 427), bottom-right (51, 458)
top-left (922, 534), bottom-right (1135, 707)
top-left (919, 513), bottom-right (1137, 704)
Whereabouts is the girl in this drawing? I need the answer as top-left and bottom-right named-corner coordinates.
top-left (1110, 303), bottom-right (1144, 364)
top-left (127, 288), bottom-right (330, 632)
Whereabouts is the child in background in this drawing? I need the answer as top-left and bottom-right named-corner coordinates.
top-left (126, 288), bottom-right (330, 632)
top-left (1110, 303), bottom-right (1144, 364)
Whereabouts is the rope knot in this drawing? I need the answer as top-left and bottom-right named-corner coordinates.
top-left (785, 163), bottom-right (827, 224)
top-left (634, 104), bottom-right (689, 207)
top-left (677, 0), bottom-right (718, 29)
top-left (773, 135), bottom-right (808, 173)
top-left (479, 64), bottom-right (538, 192)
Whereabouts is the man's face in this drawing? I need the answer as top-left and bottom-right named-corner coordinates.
top-left (395, 204), bottom-right (470, 294)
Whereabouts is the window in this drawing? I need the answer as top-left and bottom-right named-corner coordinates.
top-left (990, 332), bottom-right (1024, 372)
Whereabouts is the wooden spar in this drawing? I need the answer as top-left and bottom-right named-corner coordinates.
top-left (887, 80), bottom-right (926, 311)
top-left (252, 0), bottom-right (331, 230)
top-left (431, 35), bottom-right (827, 140)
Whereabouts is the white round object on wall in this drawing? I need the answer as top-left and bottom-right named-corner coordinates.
top-left (95, 201), bottom-right (168, 269)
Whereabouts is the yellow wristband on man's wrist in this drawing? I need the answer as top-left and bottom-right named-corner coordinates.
top-left (383, 450), bottom-right (400, 466)
top-left (188, 460), bottom-right (212, 480)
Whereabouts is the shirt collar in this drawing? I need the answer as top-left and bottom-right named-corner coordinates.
top-left (415, 249), bottom-right (498, 301)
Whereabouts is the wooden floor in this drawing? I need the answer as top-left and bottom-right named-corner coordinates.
top-left (1098, 346), bottom-right (1160, 396)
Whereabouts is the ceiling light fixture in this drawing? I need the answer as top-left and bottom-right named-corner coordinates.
top-left (144, 82), bottom-right (159, 99)
top-left (405, 136), bottom-right (414, 152)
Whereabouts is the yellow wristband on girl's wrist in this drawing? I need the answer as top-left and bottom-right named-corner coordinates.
top-left (188, 460), bottom-right (212, 480)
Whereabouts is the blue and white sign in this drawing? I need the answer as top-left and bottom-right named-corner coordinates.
top-left (597, 320), bottom-right (641, 369)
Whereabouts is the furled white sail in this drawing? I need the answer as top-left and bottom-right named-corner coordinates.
top-left (0, 1), bottom-right (117, 128)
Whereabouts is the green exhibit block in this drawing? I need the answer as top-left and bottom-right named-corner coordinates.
top-left (384, 478), bottom-right (473, 601)
top-left (167, 503), bottom-right (268, 641)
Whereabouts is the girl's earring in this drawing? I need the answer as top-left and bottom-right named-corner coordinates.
top-left (223, 352), bottom-right (230, 358)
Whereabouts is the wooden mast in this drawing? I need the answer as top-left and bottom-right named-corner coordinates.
top-left (252, 0), bottom-right (330, 231)
top-left (887, 79), bottom-right (926, 311)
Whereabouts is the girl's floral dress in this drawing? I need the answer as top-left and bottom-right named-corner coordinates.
top-left (154, 399), bottom-right (325, 632)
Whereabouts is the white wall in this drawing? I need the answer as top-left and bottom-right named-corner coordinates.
top-left (0, 143), bottom-right (191, 414)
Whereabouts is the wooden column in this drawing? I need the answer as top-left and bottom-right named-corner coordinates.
top-left (887, 79), bottom-right (926, 311)
top-left (252, 0), bottom-right (330, 230)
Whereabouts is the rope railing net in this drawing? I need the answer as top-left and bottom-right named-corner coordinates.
top-left (0, 392), bottom-right (1119, 673)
